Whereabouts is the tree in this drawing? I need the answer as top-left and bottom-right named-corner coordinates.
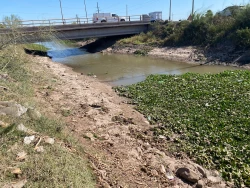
top-left (205, 10), bottom-right (213, 23)
top-left (2, 14), bottom-right (22, 28)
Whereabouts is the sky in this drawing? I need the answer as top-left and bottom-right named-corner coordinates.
top-left (0, 0), bottom-right (248, 22)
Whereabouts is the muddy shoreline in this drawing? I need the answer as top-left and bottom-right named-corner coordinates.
top-left (79, 37), bottom-right (250, 70)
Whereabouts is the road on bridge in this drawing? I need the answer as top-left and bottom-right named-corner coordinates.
top-left (0, 16), bottom-right (150, 43)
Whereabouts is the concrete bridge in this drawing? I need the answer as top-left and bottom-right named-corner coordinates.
top-left (0, 16), bottom-right (150, 43)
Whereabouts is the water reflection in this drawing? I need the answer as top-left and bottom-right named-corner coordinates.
top-left (48, 48), bottom-right (86, 59)
top-left (42, 42), bottom-right (243, 86)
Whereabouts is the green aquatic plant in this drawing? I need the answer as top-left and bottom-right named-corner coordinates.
top-left (116, 70), bottom-right (250, 187)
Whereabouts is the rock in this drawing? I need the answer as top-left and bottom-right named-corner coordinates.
top-left (17, 124), bottom-right (36, 134)
top-left (196, 165), bottom-right (207, 178)
top-left (158, 135), bottom-right (166, 139)
top-left (35, 146), bottom-right (44, 153)
top-left (207, 176), bottom-right (222, 184)
top-left (160, 165), bottom-right (167, 174)
top-left (176, 167), bottom-right (200, 183)
top-left (99, 169), bottom-right (107, 179)
top-left (214, 183), bottom-right (227, 188)
top-left (17, 124), bottom-right (28, 132)
top-left (143, 142), bottom-right (151, 150)
top-left (210, 170), bottom-right (220, 177)
top-left (106, 47), bottom-right (112, 53)
top-left (100, 134), bottom-right (109, 140)
top-left (24, 135), bottom-right (35, 145)
top-left (166, 170), bottom-right (175, 180)
top-left (3, 179), bottom-right (27, 188)
top-left (0, 101), bottom-right (27, 117)
top-left (44, 137), bottom-right (55, 145)
top-left (101, 180), bottom-right (111, 188)
top-left (0, 120), bottom-right (9, 128)
top-left (11, 168), bottom-right (22, 175)
top-left (151, 169), bottom-right (159, 177)
top-left (129, 148), bottom-right (141, 160)
top-left (0, 73), bottom-right (9, 80)
top-left (84, 132), bottom-right (95, 141)
top-left (16, 151), bottom-right (27, 161)
top-left (0, 86), bottom-right (9, 91)
top-left (27, 108), bottom-right (42, 120)
top-left (196, 180), bottom-right (205, 188)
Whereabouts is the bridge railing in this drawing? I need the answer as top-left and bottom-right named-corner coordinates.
top-left (0, 15), bottom-right (148, 28)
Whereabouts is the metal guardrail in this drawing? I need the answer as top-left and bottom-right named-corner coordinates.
top-left (0, 15), bottom-right (146, 28)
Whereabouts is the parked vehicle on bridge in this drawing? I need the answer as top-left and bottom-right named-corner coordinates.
top-left (149, 11), bottom-right (162, 22)
top-left (93, 13), bottom-right (126, 23)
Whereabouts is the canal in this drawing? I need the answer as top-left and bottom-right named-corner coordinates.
top-left (45, 42), bottom-right (242, 86)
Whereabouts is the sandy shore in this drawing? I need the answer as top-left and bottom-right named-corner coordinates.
top-left (32, 55), bottom-right (231, 188)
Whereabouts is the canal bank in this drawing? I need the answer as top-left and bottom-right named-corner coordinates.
top-left (32, 55), bottom-right (232, 187)
top-left (80, 37), bottom-right (250, 70)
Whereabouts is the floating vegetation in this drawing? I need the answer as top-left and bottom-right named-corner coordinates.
top-left (116, 70), bottom-right (250, 187)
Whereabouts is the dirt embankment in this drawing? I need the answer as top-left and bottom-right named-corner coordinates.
top-left (81, 37), bottom-right (250, 69)
top-left (33, 55), bottom-right (232, 188)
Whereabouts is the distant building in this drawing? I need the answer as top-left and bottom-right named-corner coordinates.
top-left (217, 6), bottom-right (245, 16)
top-left (187, 14), bottom-right (193, 21)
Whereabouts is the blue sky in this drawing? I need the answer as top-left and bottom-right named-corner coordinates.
top-left (0, 0), bottom-right (248, 21)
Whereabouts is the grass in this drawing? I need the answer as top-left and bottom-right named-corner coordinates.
top-left (115, 70), bottom-right (250, 187)
top-left (58, 39), bottom-right (83, 47)
top-left (24, 43), bottom-right (49, 53)
top-left (0, 45), bottom-right (96, 187)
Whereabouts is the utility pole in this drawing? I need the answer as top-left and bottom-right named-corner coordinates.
top-left (169, 0), bottom-right (172, 21)
top-left (97, 2), bottom-right (100, 13)
top-left (126, 5), bottom-right (128, 17)
top-left (84, 0), bottom-right (88, 23)
top-left (192, 0), bottom-right (194, 21)
top-left (59, 0), bottom-right (64, 24)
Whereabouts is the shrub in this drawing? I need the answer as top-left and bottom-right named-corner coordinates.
top-left (235, 27), bottom-right (250, 47)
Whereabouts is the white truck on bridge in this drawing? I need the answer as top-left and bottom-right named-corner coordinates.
top-left (93, 13), bottom-right (126, 23)
top-left (149, 11), bottom-right (162, 22)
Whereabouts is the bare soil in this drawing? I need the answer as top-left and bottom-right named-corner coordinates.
top-left (107, 45), bottom-right (250, 69)
top-left (31, 56), bottom-right (231, 188)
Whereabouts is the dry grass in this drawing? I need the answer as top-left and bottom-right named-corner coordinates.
top-left (0, 43), bottom-right (96, 187)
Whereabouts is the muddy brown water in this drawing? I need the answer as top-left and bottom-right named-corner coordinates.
top-left (46, 43), bottom-right (243, 86)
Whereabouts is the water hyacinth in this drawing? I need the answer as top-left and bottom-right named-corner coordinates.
top-left (116, 70), bottom-right (250, 187)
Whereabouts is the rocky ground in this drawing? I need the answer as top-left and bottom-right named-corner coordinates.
top-left (30, 56), bottom-right (233, 188)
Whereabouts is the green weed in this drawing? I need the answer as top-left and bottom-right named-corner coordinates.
top-left (116, 70), bottom-right (250, 187)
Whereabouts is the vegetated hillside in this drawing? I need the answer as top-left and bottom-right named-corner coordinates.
top-left (119, 5), bottom-right (250, 49)
top-left (116, 70), bottom-right (250, 187)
